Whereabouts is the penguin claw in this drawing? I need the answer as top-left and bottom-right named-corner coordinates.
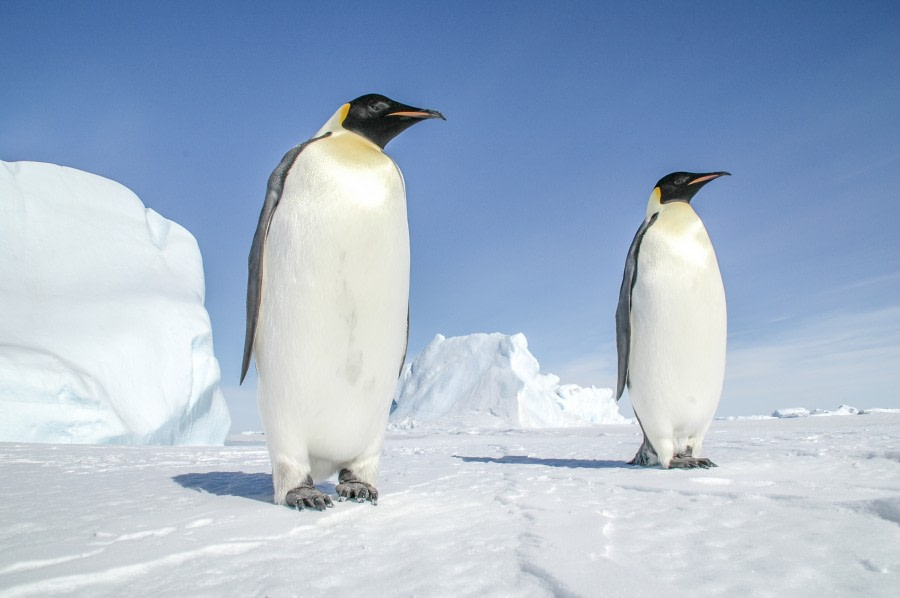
top-left (285, 485), bottom-right (334, 511)
top-left (669, 456), bottom-right (717, 469)
top-left (336, 480), bottom-right (379, 506)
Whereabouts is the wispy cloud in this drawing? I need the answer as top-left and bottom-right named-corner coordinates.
top-left (820, 271), bottom-right (900, 296)
top-left (724, 305), bottom-right (900, 415)
top-left (547, 306), bottom-right (900, 418)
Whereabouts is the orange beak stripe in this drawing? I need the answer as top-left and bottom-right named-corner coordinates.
top-left (688, 173), bottom-right (722, 185)
top-left (388, 111), bottom-right (435, 118)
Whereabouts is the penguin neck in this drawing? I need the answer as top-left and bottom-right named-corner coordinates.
top-left (645, 187), bottom-right (662, 220)
top-left (646, 187), bottom-right (699, 223)
top-left (654, 202), bottom-right (708, 253)
top-left (314, 104), bottom-right (386, 153)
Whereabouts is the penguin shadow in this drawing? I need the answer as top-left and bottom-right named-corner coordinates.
top-left (171, 472), bottom-right (338, 504)
top-left (172, 472), bottom-right (274, 503)
top-left (454, 455), bottom-right (631, 469)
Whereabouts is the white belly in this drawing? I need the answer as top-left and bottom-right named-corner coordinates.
top-left (628, 207), bottom-right (726, 455)
top-left (255, 137), bottom-right (409, 467)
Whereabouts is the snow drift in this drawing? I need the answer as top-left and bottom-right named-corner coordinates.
top-left (391, 332), bottom-right (629, 428)
top-left (0, 161), bottom-right (230, 445)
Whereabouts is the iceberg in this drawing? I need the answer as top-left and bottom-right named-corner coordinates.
top-left (0, 161), bottom-right (230, 444)
top-left (391, 332), bottom-right (629, 429)
top-left (772, 407), bottom-right (811, 418)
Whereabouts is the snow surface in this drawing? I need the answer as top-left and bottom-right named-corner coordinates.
top-left (391, 333), bottom-right (629, 429)
top-left (1, 413), bottom-right (898, 597)
top-left (0, 161), bottom-right (229, 445)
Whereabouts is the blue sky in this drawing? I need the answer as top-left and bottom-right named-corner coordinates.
top-left (4, 1), bottom-right (899, 430)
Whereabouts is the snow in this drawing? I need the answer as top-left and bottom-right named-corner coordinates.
top-left (0, 161), bottom-right (230, 445)
top-left (391, 333), bottom-right (630, 429)
top-left (1, 413), bottom-right (898, 597)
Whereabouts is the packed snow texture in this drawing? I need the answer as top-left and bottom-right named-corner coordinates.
top-left (391, 332), bottom-right (629, 429)
top-left (0, 161), bottom-right (230, 445)
top-left (1, 414), bottom-right (898, 597)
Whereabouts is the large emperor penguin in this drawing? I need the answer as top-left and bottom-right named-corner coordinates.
top-left (241, 94), bottom-right (444, 509)
top-left (615, 171), bottom-right (730, 469)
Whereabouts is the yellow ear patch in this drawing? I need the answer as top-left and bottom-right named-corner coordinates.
top-left (338, 103), bottom-right (351, 124)
top-left (645, 187), bottom-right (662, 219)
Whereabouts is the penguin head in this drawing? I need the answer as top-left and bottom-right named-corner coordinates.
top-left (655, 171), bottom-right (730, 204)
top-left (646, 171), bottom-right (729, 218)
top-left (341, 94), bottom-right (445, 149)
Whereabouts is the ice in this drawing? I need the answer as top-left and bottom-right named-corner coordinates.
top-left (554, 383), bottom-right (626, 424)
top-left (390, 332), bottom-right (630, 429)
top-left (812, 404), bottom-right (860, 416)
top-left (772, 407), bottom-right (812, 418)
top-left (773, 405), bottom-right (867, 418)
top-left (0, 161), bottom-right (230, 445)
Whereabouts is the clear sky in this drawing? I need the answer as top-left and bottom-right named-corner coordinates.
top-left (4, 1), bottom-right (899, 430)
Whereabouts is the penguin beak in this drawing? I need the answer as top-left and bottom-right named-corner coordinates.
top-left (388, 108), bottom-right (446, 121)
top-left (688, 172), bottom-right (731, 186)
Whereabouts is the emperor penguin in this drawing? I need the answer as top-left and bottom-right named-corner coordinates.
top-left (241, 94), bottom-right (444, 509)
top-left (615, 171), bottom-right (730, 469)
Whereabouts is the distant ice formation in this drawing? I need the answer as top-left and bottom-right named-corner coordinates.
top-left (390, 332), bottom-right (629, 429)
top-left (772, 405), bottom-right (862, 418)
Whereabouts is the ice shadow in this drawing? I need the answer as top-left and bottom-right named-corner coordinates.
top-left (173, 472), bottom-right (339, 504)
top-left (454, 455), bottom-right (632, 469)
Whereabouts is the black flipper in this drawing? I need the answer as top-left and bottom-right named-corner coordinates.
top-left (240, 132), bottom-right (332, 383)
top-left (398, 307), bottom-right (409, 378)
top-left (615, 212), bottom-right (658, 400)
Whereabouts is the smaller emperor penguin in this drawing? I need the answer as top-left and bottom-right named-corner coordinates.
top-left (241, 94), bottom-right (444, 509)
top-left (615, 171), bottom-right (730, 469)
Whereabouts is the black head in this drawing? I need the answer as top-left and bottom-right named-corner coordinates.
top-left (655, 171), bottom-right (730, 203)
top-left (341, 93), bottom-right (444, 149)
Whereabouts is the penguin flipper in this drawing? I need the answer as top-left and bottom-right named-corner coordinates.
top-left (240, 132), bottom-right (332, 383)
top-left (615, 213), bottom-right (658, 400)
top-left (398, 306), bottom-right (409, 378)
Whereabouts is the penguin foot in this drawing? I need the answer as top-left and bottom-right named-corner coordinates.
top-left (336, 469), bottom-right (378, 505)
top-left (627, 436), bottom-right (659, 466)
top-left (669, 455), bottom-right (717, 469)
top-left (285, 479), bottom-right (335, 511)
